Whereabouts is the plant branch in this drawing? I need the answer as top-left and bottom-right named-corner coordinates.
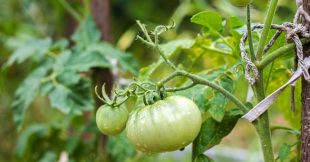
top-left (247, 5), bottom-right (256, 61)
top-left (199, 45), bottom-right (233, 57)
top-left (258, 40), bottom-right (310, 68)
top-left (154, 43), bottom-right (178, 71)
top-left (256, 0), bottom-right (278, 60)
top-left (165, 82), bottom-right (197, 92)
top-left (252, 69), bottom-right (274, 162)
top-left (136, 20), bottom-right (154, 44)
top-left (58, 0), bottom-right (83, 22)
top-left (158, 70), bottom-right (249, 113)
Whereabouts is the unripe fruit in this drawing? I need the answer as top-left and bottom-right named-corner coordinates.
top-left (96, 105), bottom-right (129, 136)
top-left (126, 96), bottom-right (202, 153)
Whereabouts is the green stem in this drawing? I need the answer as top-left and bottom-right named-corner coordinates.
top-left (256, 0), bottom-right (278, 60)
top-left (264, 61), bottom-right (274, 91)
top-left (136, 21), bottom-right (154, 44)
top-left (165, 82), bottom-right (196, 92)
top-left (247, 5), bottom-right (255, 61)
top-left (258, 40), bottom-right (310, 68)
top-left (200, 45), bottom-right (233, 57)
top-left (252, 69), bottom-right (275, 162)
top-left (270, 125), bottom-right (295, 132)
top-left (58, 0), bottom-right (83, 22)
top-left (182, 71), bottom-right (249, 113)
top-left (159, 70), bottom-right (249, 113)
top-left (214, 30), bottom-right (235, 51)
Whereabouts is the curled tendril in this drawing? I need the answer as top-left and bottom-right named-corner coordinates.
top-left (136, 20), bottom-right (176, 47)
top-left (153, 20), bottom-right (176, 36)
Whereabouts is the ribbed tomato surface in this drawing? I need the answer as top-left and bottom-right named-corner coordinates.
top-left (126, 96), bottom-right (202, 153)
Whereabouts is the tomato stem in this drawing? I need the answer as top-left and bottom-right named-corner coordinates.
top-left (247, 5), bottom-right (255, 61)
top-left (158, 70), bottom-right (250, 113)
top-left (256, 0), bottom-right (278, 60)
top-left (257, 39), bottom-right (310, 68)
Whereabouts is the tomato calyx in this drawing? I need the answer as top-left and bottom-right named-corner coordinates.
top-left (143, 91), bottom-right (161, 105)
top-left (95, 84), bottom-right (129, 107)
top-left (142, 85), bottom-right (168, 106)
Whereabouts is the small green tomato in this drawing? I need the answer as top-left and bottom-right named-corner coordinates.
top-left (96, 105), bottom-right (129, 136)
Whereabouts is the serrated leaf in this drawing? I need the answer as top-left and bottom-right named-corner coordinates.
top-left (12, 64), bottom-right (51, 128)
top-left (88, 42), bottom-right (138, 75)
top-left (71, 16), bottom-right (101, 47)
top-left (48, 71), bottom-right (94, 114)
top-left (278, 143), bottom-right (291, 162)
top-left (50, 39), bottom-right (69, 50)
top-left (67, 51), bottom-right (111, 72)
top-left (192, 109), bottom-right (242, 158)
top-left (52, 49), bottom-right (111, 72)
top-left (191, 11), bottom-right (222, 31)
top-left (4, 38), bottom-right (52, 67)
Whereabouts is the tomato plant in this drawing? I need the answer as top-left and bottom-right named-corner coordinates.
top-left (96, 105), bottom-right (129, 136)
top-left (3, 0), bottom-right (310, 162)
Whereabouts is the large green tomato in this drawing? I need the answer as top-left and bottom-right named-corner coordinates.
top-left (126, 96), bottom-right (202, 153)
top-left (96, 105), bottom-right (129, 136)
top-left (229, 0), bottom-right (253, 7)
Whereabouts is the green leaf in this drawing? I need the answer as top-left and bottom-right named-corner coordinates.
top-left (177, 67), bottom-right (236, 122)
top-left (66, 50), bottom-right (111, 72)
top-left (207, 73), bottom-right (235, 121)
top-left (107, 133), bottom-right (137, 162)
top-left (88, 42), bottom-right (139, 75)
top-left (12, 63), bottom-right (51, 128)
top-left (48, 70), bottom-right (94, 114)
top-left (15, 124), bottom-right (50, 157)
top-left (192, 109), bottom-right (242, 158)
top-left (4, 38), bottom-right (52, 67)
top-left (278, 143), bottom-right (291, 162)
top-left (71, 16), bottom-right (101, 47)
top-left (226, 16), bottom-right (244, 29)
top-left (177, 84), bottom-right (208, 112)
top-left (52, 49), bottom-right (111, 72)
top-left (207, 92), bottom-right (226, 122)
top-left (160, 39), bottom-right (195, 55)
top-left (191, 11), bottom-right (223, 31)
top-left (38, 151), bottom-right (57, 162)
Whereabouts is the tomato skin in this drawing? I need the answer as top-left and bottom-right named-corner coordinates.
top-left (126, 96), bottom-right (202, 153)
top-left (96, 105), bottom-right (129, 136)
top-left (229, 0), bottom-right (253, 7)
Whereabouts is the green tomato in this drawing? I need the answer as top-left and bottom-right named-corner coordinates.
top-left (126, 95), bottom-right (202, 153)
top-left (229, 0), bottom-right (253, 7)
top-left (96, 105), bottom-right (129, 136)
